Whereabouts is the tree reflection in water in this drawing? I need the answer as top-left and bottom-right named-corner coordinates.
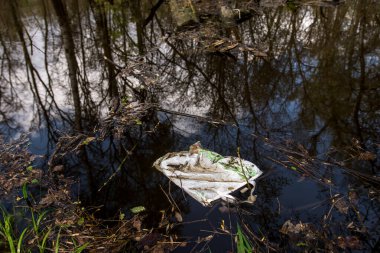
top-left (0, 0), bottom-right (379, 251)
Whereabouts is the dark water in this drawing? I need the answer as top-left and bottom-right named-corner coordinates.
top-left (1, 0), bottom-right (379, 252)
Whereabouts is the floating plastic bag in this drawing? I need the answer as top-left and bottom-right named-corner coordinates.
top-left (153, 142), bottom-right (262, 206)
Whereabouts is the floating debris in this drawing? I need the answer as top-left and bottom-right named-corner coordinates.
top-left (153, 142), bottom-right (262, 206)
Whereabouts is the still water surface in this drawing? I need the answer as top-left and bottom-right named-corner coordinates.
top-left (0, 0), bottom-right (379, 251)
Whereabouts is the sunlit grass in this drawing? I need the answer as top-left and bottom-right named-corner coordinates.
top-left (0, 210), bottom-right (15, 253)
top-left (0, 183), bottom-right (90, 253)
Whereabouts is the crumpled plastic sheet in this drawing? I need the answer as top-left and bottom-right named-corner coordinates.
top-left (153, 144), bottom-right (262, 206)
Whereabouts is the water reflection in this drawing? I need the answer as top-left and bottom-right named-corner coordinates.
top-left (0, 0), bottom-right (379, 251)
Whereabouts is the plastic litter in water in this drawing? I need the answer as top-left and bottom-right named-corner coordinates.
top-left (153, 142), bottom-right (262, 206)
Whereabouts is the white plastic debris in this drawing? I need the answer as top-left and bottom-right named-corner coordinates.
top-left (153, 142), bottom-right (263, 206)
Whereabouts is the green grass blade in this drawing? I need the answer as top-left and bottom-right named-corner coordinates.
top-left (236, 224), bottom-right (253, 253)
top-left (22, 183), bottom-right (28, 200)
top-left (74, 242), bottom-right (89, 253)
top-left (17, 227), bottom-right (28, 253)
top-left (55, 227), bottom-right (61, 253)
top-left (6, 231), bottom-right (16, 253)
top-left (36, 211), bottom-right (48, 227)
top-left (31, 210), bottom-right (37, 235)
top-left (0, 208), bottom-right (16, 253)
top-left (31, 209), bottom-right (47, 236)
top-left (39, 228), bottom-right (51, 253)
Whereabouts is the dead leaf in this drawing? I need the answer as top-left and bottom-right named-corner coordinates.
top-left (133, 219), bottom-right (142, 231)
top-left (346, 236), bottom-right (361, 249)
top-left (334, 198), bottom-right (349, 214)
top-left (174, 212), bottom-right (183, 222)
top-left (280, 220), bottom-right (316, 239)
top-left (337, 236), bottom-right (346, 249)
top-left (52, 165), bottom-right (65, 174)
top-left (358, 151), bottom-right (376, 161)
top-left (337, 236), bottom-right (361, 249)
top-left (39, 194), bottom-right (55, 207)
top-left (280, 220), bottom-right (300, 235)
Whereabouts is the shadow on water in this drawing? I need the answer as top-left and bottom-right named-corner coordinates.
top-left (0, 0), bottom-right (379, 251)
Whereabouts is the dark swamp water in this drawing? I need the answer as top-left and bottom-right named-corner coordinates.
top-left (0, 0), bottom-right (380, 252)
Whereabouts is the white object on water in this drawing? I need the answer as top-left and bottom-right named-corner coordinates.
top-left (153, 143), bottom-right (263, 206)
